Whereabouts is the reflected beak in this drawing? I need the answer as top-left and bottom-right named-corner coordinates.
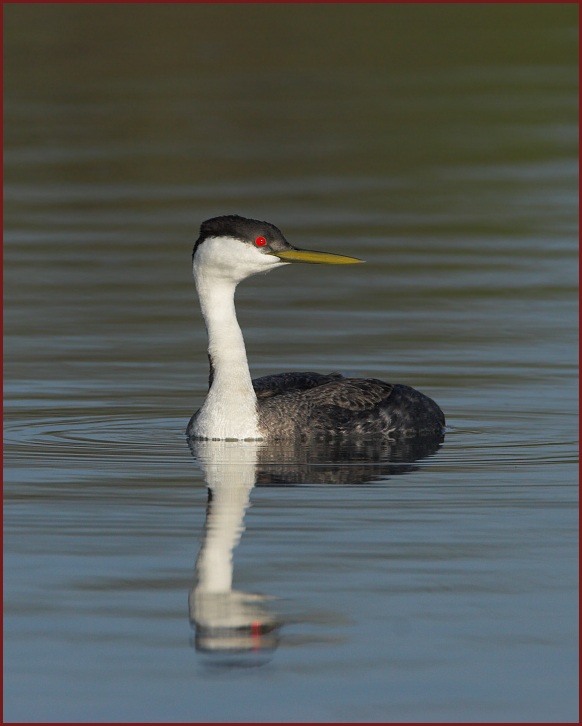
top-left (271, 249), bottom-right (364, 265)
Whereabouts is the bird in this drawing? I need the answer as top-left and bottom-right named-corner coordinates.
top-left (186, 214), bottom-right (445, 441)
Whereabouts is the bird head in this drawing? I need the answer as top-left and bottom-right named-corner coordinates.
top-left (192, 215), bottom-right (363, 284)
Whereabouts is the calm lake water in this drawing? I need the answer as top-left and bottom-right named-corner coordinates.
top-left (4, 4), bottom-right (578, 723)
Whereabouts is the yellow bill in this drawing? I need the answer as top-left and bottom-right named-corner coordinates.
top-left (272, 249), bottom-right (364, 265)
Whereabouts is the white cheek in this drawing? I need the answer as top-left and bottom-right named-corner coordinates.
top-left (194, 236), bottom-right (283, 282)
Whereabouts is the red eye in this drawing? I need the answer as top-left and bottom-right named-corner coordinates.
top-left (255, 236), bottom-right (267, 247)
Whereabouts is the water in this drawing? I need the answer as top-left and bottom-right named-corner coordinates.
top-left (4, 4), bottom-right (578, 723)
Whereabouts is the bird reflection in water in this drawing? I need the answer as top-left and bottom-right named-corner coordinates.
top-left (188, 440), bottom-right (281, 666)
top-left (188, 432), bottom-right (443, 665)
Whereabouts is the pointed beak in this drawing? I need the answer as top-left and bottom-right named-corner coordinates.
top-left (271, 249), bottom-right (364, 265)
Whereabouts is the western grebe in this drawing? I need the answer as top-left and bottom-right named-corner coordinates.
top-left (186, 215), bottom-right (445, 441)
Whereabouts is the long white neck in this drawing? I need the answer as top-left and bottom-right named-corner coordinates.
top-left (192, 266), bottom-right (261, 440)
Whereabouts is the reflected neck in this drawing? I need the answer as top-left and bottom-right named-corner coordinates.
top-left (193, 441), bottom-right (258, 592)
